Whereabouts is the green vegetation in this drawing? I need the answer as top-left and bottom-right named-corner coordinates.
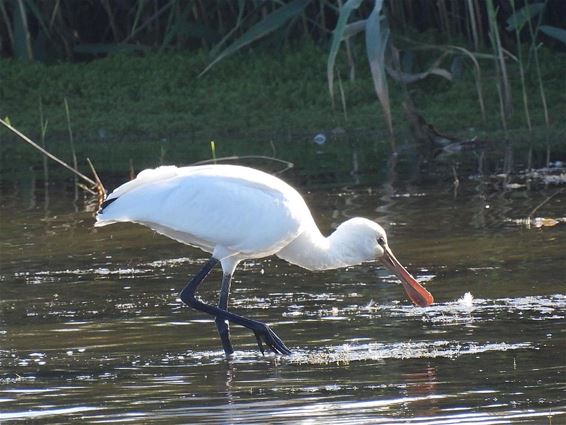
top-left (1, 0), bottom-right (565, 179)
top-left (1, 40), bottom-right (564, 177)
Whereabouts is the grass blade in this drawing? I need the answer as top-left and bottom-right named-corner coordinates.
top-left (209, 0), bottom-right (246, 58)
top-left (64, 97), bottom-right (79, 199)
top-left (13, 0), bottom-right (33, 60)
top-left (343, 19), bottom-right (366, 39)
top-left (466, 0), bottom-right (480, 50)
top-left (510, 0), bottom-right (532, 132)
top-left (64, 97), bottom-right (77, 172)
top-left (39, 98), bottom-right (49, 186)
top-left (445, 45), bottom-right (486, 122)
top-left (386, 52), bottom-right (452, 83)
top-left (123, 0), bottom-right (176, 43)
top-left (327, 0), bottom-right (363, 104)
top-left (486, 0), bottom-right (512, 127)
top-left (0, 1), bottom-right (14, 47)
top-left (365, 0), bottom-right (392, 135)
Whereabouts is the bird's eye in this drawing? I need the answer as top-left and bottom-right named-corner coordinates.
top-left (377, 237), bottom-right (386, 247)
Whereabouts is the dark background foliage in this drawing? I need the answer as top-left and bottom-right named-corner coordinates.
top-left (1, 0), bottom-right (565, 62)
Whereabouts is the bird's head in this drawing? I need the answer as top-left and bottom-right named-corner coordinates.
top-left (334, 218), bottom-right (434, 307)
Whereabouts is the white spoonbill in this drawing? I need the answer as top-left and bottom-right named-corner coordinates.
top-left (95, 164), bottom-right (433, 356)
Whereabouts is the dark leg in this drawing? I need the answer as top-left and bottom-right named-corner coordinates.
top-left (215, 273), bottom-right (234, 356)
top-left (179, 257), bottom-right (291, 356)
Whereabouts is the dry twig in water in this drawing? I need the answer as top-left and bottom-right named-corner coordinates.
top-left (0, 118), bottom-right (106, 201)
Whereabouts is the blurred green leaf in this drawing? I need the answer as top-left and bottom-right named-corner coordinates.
top-left (200, 0), bottom-right (310, 76)
top-left (540, 25), bottom-right (566, 45)
top-left (505, 3), bottom-right (544, 31)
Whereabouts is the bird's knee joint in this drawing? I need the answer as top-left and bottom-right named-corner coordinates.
top-left (179, 290), bottom-right (197, 307)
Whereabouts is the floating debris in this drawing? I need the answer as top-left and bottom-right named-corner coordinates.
top-left (506, 217), bottom-right (566, 228)
top-left (542, 173), bottom-right (566, 185)
top-left (523, 167), bottom-right (566, 186)
top-left (505, 182), bottom-right (526, 190)
top-left (313, 133), bottom-right (327, 145)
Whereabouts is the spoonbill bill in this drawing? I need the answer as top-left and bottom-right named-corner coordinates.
top-left (95, 164), bottom-right (433, 356)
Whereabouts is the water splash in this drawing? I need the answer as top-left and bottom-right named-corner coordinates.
top-left (458, 292), bottom-right (474, 308)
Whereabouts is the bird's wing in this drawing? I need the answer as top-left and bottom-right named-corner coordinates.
top-left (96, 165), bottom-right (311, 256)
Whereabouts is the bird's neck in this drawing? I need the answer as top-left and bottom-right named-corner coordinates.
top-left (276, 226), bottom-right (363, 271)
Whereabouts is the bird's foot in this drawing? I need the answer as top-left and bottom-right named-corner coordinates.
top-left (252, 323), bottom-right (291, 356)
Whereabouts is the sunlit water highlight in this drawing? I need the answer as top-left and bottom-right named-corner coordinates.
top-left (1, 176), bottom-right (565, 423)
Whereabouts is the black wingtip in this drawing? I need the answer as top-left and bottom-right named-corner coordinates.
top-left (99, 196), bottom-right (118, 213)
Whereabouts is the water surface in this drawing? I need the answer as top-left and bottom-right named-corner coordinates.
top-left (1, 170), bottom-right (565, 424)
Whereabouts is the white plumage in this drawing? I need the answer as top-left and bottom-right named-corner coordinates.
top-left (96, 164), bottom-right (433, 355)
top-left (97, 165), bottom-right (309, 264)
